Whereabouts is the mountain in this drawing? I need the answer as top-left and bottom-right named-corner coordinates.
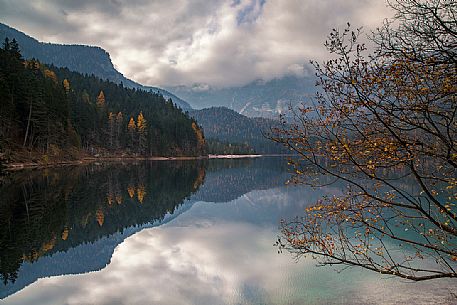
top-left (189, 107), bottom-right (286, 153)
top-left (168, 75), bottom-right (316, 118)
top-left (0, 23), bottom-right (191, 110)
top-left (0, 45), bottom-right (206, 162)
top-left (0, 23), bottom-right (317, 116)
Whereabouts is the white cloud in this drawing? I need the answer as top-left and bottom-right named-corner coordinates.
top-left (0, 0), bottom-right (392, 87)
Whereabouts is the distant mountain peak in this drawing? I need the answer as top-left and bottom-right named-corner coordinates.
top-left (167, 74), bottom-right (316, 118)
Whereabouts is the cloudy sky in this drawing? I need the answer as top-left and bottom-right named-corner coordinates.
top-left (0, 0), bottom-right (392, 88)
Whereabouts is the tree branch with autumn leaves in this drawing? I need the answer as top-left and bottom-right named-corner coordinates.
top-left (271, 0), bottom-right (456, 281)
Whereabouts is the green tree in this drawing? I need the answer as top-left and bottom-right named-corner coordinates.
top-left (115, 112), bottom-right (123, 149)
top-left (0, 40), bottom-right (207, 161)
top-left (108, 112), bottom-right (115, 149)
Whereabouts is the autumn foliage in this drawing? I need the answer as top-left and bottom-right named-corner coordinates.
top-left (0, 41), bottom-right (207, 160)
top-left (272, 0), bottom-right (456, 281)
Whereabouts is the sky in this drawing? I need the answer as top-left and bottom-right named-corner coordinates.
top-left (0, 0), bottom-right (392, 88)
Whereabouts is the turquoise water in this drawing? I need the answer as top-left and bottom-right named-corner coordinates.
top-left (0, 158), bottom-right (455, 304)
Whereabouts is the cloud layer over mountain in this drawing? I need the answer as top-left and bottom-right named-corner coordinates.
top-left (0, 0), bottom-right (391, 87)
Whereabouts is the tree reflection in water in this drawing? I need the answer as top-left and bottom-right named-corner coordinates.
top-left (0, 157), bottom-right (289, 293)
top-left (0, 160), bottom-right (206, 286)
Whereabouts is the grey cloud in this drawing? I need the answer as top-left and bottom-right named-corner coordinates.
top-left (0, 0), bottom-right (392, 87)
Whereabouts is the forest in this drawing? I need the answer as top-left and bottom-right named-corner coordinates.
top-left (190, 107), bottom-right (287, 154)
top-left (0, 39), bottom-right (206, 167)
top-left (0, 22), bottom-right (191, 110)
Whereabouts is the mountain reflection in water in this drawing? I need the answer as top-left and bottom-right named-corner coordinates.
top-left (0, 157), bottom-right (455, 304)
top-left (0, 158), bottom-right (288, 297)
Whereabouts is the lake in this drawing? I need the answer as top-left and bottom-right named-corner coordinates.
top-left (0, 157), bottom-right (455, 304)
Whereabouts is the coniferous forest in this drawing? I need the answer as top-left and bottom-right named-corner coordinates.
top-left (0, 39), bottom-right (207, 165)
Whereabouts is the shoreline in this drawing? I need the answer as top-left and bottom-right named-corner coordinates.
top-left (3, 154), bottom-right (277, 171)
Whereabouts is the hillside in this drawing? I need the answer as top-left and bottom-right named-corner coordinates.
top-left (0, 24), bottom-right (287, 157)
top-left (169, 75), bottom-right (316, 118)
top-left (0, 42), bottom-right (206, 164)
top-left (0, 23), bottom-right (191, 110)
top-left (189, 107), bottom-right (286, 154)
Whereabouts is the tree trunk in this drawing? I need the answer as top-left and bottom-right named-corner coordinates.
top-left (23, 99), bottom-right (32, 147)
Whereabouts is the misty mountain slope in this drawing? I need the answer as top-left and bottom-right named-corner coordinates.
top-left (189, 107), bottom-right (286, 153)
top-left (0, 23), bottom-right (191, 110)
top-left (169, 75), bottom-right (317, 118)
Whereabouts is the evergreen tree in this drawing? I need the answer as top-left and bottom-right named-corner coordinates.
top-left (0, 40), bottom-right (207, 161)
top-left (115, 112), bottom-right (123, 148)
top-left (2, 37), bottom-right (10, 51)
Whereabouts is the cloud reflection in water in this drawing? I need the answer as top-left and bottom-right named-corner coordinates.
top-left (4, 187), bottom-right (455, 305)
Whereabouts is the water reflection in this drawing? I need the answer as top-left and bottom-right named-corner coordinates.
top-left (0, 157), bottom-right (290, 298)
top-left (0, 160), bottom-right (213, 296)
top-left (193, 158), bottom-right (290, 203)
top-left (0, 158), bottom-right (455, 304)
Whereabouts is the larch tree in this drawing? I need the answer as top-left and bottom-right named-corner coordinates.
top-left (62, 79), bottom-right (70, 94)
top-left (137, 112), bottom-right (148, 154)
top-left (43, 69), bottom-right (57, 84)
top-left (127, 117), bottom-right (136, 150)
top-left (272, 0), bottom-right (456, 281)
top-left (96, 90), bottom-right (105, 108)
top-left (137, 185), bottom-right (146, 204)
top-left (95, 208), bottom-right (104, 227)
top-left (192, 122), bottom-right (206, 153)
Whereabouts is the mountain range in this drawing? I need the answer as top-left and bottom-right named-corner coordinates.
top-left (1, 23), bottom-right (317, 119)
top-left (168, 75), bottom-right (316, 118)
top-left (0, 23), bottom-right (296, 152)
top-left (0, 23), bottom-right (191, 110)
top-left (189, 107), bottom-right (286, 153)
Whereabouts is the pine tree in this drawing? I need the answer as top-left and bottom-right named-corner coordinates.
top-left (9, 39), bottom-right (21, 60)
top-left (0, 39), bottom-right (208, 160)
top-left (108, 112), bottom-right (115, 149)
top-left (115, 112), bottom-right (123, 149)
top-left (2, 37), bottom-right (10, 51)
top-left (81, 90), bottom-right (90, 104)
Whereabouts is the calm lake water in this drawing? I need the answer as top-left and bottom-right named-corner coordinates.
top-left (0, 157), bottom-right (455, 304)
